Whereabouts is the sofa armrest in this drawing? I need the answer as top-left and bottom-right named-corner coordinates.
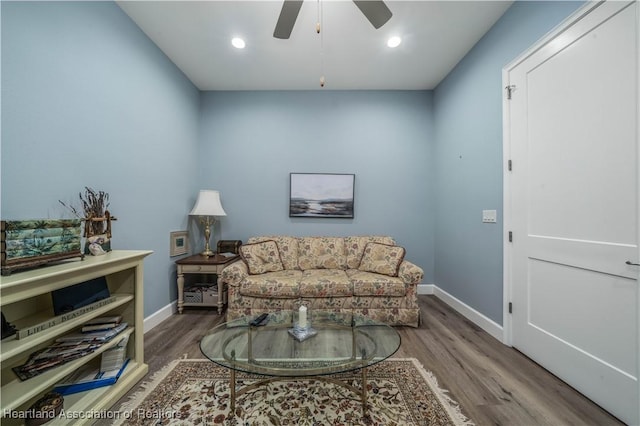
top-left (398, 260), bottom-right (424, 285)
top-left (220, 260), bottom-right (248, 287)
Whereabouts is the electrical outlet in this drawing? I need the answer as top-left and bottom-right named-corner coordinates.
top-left (482, 210), bottom-right (497, 223)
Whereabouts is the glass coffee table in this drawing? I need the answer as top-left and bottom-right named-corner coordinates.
top-left (199, 311), bottom-right (401, 415)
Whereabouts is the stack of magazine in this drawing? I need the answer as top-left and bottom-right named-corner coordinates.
top-left (53, 336), bottom-right (130, 395)
top-left (12, 342), bottom-right (101, 380)
top-left (12, 316), bottom-right (128, 381)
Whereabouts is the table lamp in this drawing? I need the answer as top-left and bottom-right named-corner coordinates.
top-left (189, 190), bottom-right (227, 257)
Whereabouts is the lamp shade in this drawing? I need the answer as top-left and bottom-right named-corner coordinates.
top-left (189, 190), bottom-right (227, 217)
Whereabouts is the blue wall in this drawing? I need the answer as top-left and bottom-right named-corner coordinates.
top-left (1, 1), bottom-right (200, 316)
top-left (433, 1), bottom-right (584, 324)
top-left (198, 91), bottom-right (435, 280)
top-left (1, 0), bottom-right (586, 325)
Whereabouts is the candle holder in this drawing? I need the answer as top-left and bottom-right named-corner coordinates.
top-left (289, 300), bottom-right (317, 342)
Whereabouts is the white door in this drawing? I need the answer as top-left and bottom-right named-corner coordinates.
top-left (506, 2), bottom-right (639, 424)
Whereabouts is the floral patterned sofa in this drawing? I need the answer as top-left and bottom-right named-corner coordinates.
top-left (220, 236), bottom-right (424, 327)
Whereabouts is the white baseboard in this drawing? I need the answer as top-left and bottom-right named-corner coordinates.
top-left (417, 283), bottom-right (435, 295)
top-left (432, 286), bottom-right (504, 342)
top-left (144, 301), bottom-right (176, 334)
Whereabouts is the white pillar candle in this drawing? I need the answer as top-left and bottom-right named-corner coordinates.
top-left (299, 305), bottom-right (307, 328)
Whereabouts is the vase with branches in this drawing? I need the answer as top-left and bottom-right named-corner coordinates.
top-left (59, 187), bottom-right (116, 238)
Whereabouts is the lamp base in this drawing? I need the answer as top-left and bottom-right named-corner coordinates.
top-left (199, 217), bottom-right (215, 257)
top-left (200, 249), bottom-right (215, 257)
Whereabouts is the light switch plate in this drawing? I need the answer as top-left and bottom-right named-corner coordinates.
top-left (482, 210), bottom-right (497, 223)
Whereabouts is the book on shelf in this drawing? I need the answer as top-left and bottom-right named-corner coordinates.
top-left (83, 315), bottom-right (122, 326)
top-left (51, 276), bottom-right (111, 316)
top-left (55, 322), bottom-right (128, 343)
top-left (101, 335), bottom-right (128, 370)
top-left (81, 315), bottom-right (122, 332)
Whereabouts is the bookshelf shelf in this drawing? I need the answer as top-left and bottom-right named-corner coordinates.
top-left (1, 328), bottom-right (135, 412)
top-left (0, 250), bottom-right (151, 423)
top-left (0, 294), bottom-right (134, 362)
top-left (49, 360), bottom-right (145, 425)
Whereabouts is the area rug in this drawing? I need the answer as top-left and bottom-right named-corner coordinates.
top-left (111, 357), bottom-right (473, 426)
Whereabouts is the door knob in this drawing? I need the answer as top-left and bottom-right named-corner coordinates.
top-left (626, 261), bottom-right (640, 266)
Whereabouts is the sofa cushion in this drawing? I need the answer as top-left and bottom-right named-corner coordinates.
top-left (358, 242), bottom-right (405, 277)
top-left (299, 269), bottom-right (353, 297)
top-left (239, 270), bottom-right (302, 298)
top-left (298, 237), bottom-right (347, 270)
top-left (347, 270), bottom-right (406, 296)
top-left (240, 240), bottom-right (284, 275)
top-left (247, 236), bottom-right (299, 270)
top-left (345, 236), bottom-right (395, 269)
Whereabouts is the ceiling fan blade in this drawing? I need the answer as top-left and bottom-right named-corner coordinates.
top-left (273, 0), bottom-right (304, 39)
top-left (352, 0), bottom-right (392, 29)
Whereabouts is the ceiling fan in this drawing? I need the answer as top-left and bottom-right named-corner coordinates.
top-left (273, 0), bottom-right (393, 39)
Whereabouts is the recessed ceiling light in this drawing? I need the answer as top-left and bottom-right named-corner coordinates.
top-left (231, 37), bottom-right (246, 49)
top-left (387, 36), bottom-right (402, 48)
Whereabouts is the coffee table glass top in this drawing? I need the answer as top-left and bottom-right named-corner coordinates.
top-left (200, 311), bottom-right (400, 377)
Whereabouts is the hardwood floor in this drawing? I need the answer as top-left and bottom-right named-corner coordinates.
top-left (117, 295), bottom-right (623, 425)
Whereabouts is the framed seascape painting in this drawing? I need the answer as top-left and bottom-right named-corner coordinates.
top-left (290, 173), bottom-right (355, 218)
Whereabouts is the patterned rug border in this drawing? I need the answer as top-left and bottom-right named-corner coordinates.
top-left (114, 356), bottom-right (473, 426)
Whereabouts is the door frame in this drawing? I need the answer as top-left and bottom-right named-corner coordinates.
top-left (502, 0), bottom-right (640, 422)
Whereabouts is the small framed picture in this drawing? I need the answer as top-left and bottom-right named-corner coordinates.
top-left (170, 231), bottom-right (189, 257)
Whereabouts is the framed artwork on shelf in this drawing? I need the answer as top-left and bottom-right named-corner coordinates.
top-left (289, 173), bottom-right (355, 218)
top-left (170, 231), bottom-right (189, 257)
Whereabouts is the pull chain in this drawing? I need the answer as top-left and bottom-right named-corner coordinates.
top-left (318, 0), bottom-right (325, 87)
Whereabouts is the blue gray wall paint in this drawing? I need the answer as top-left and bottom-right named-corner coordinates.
top-left (1, 1), bottom-right (200, 316)
top-left (198, 91), bottom-right (435, 280)
top-left (1, 0), bottom-right (585, 324)
top-left (433, 1), bottom-right (584, 324)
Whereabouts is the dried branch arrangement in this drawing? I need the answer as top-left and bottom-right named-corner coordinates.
top-left (59, 187), bottom-right (115, 238)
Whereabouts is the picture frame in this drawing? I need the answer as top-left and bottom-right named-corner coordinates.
top-left (170, 231), bottom-right (189, 256)
top-left (290, 173), bottom-right (355, 218)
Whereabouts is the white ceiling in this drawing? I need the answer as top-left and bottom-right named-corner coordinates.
top-left (116, 0), bottom-right (513, 91)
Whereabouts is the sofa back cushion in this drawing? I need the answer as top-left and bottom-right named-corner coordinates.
top-left (239, 240), bottom-right (284, 275)
top-left (358, 242), bottom-right (405, 277)
top-left (247, 236), bottom-right (299, 270)
top-left (297, 237), bottom-right (347, 270)
top-left (344, 236), bottom-right (395, 269)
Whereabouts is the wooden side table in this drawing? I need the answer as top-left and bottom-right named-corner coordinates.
top-left (176, 253), bottom-right (239, 314)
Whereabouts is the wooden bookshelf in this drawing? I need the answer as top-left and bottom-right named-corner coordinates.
top-left (0, 250), bottom-right (152, 424)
